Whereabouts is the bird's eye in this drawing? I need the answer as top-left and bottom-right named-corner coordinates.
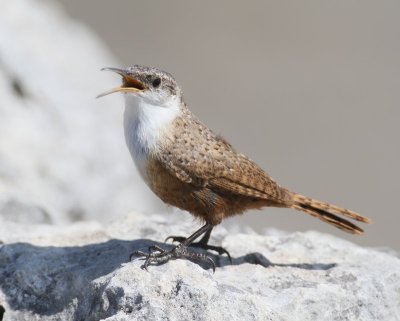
top-left (152, 77), bottom-right (161, 88)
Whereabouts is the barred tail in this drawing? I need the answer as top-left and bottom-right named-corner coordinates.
top-left (292, 194), bottom-right (371, 235)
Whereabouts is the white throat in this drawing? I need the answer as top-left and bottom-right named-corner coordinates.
top-left (123, 94), bottom-right (181, 178)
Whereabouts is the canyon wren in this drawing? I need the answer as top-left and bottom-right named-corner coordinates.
top-left (98, 65), bottom-right (371, 271)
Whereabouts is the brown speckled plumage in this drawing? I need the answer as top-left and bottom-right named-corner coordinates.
top-left (142, 104), bottom-right (370, 233)
top-left (141, 104), bottom-right (292, 225)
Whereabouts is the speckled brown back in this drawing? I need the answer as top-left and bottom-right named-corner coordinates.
top-left (146, 106), bottom-right (294, 224)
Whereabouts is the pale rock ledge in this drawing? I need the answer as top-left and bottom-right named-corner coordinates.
top-left (0, 212), bottom-right (399, 321)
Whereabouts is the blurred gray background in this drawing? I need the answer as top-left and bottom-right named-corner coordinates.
top-left (57, 0), bottom-right (399, 250)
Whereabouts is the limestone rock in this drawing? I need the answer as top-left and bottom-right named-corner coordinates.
top-left (0, 0), bottom-right (160, 224)
top-left (0, 213), bottom-right (399, 321)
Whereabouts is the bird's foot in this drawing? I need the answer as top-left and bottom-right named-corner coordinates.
top-left (130, 244), bottom-right (216, 272)
top-left (165, 236), bottom-right (232, 263)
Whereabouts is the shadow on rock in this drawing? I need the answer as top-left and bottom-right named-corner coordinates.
top-left (133, 243), bottom-right (337, 272)
top-left (0, 238), bottom-right (163, 316)
top-left (0, 238), bottom-right (336, 318)
top-left (217, 252), bottom-right (336, 270)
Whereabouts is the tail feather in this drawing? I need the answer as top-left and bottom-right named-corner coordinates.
top-left (292, 194), bottom-right (371, 235)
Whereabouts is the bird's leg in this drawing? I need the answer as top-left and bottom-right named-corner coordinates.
top-left (165, 227), bottom-right (232, 263)
top-left (131, 223), bottom-right (216, 271)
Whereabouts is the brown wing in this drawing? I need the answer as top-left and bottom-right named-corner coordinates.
top-left (157, 112), bottom-right (292, 205)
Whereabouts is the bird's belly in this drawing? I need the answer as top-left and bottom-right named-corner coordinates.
top-left (141, 158), bottom-right (267, 225)
top-left (142, 157), bottom-right (215, 222)
top-left (144, 157), bottom-right (191, 205)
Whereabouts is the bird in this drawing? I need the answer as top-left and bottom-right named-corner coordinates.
top-left (97, 65), bottom-right (371, 271)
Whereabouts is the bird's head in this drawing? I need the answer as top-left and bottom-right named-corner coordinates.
top-left (97, 65), bottom-right (182, 108)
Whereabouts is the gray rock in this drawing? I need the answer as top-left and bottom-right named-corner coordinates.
top-left (0, 0), bottom-right (161, 224)
top-left (0, 212), bottom-right (399, 321)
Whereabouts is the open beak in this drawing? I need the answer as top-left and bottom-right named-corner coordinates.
top-left (96, 67), bottom-right (147, 98)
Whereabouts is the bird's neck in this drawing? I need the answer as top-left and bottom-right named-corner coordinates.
top-left (123, 94), bottom-right (181, 158)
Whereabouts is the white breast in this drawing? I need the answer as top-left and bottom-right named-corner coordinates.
top-left (123, 94), bottom-right (181, 180)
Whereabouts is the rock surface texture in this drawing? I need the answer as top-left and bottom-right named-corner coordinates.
top-left (1, 212), bottom-right (399, 321)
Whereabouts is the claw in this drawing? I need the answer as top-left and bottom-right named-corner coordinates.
top-left (148, 245), bottom-right (165, 254)
top-left (197, 253), bottom-right (216, 273)
top-left (130, 250), bottom-right (147, 261)
top-left (164, 236), bottom-right (185, 243)
top-left (206, 245), bottom-right (232, 264)
top-left (207, 257), bottom-right (216, 273)
top-left (143, 258), bottom-right (151, 271)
